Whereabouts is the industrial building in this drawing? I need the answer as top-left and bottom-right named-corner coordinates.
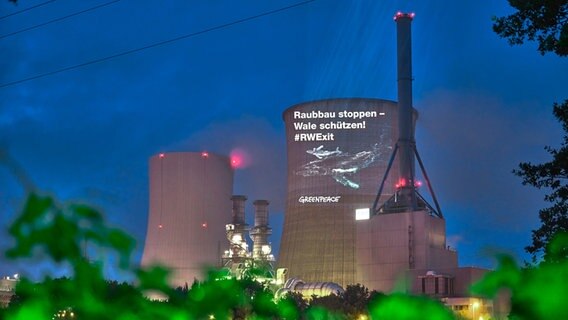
top-left (141, 152), bottom-right (233, 286)
top-left (221, 195), bottom-right (275, 278)
top-left (278, 10), bottom-right (458, 291)
top-left (140, 153), bottom-right (280, 287)
top-left (278, 12), bottom-right (506, 319)
top-left (138, 10), bottom-right (507, 319)
top-left (0, 277), bottom-right (17, 308)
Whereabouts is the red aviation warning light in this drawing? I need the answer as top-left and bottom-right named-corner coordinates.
top-left (159, 153), bottom-right (165, 159)
top-left (201, 222), bottom-right (208, 228)
top-left (230, 157), bottom-right (241, 168)
top-left (394, 11), bottom-right (415, 21)
top-left (395, 179), bottom-right (423, 189)
top-left (395, 178), bottom-right (407, 189)
top-left (201, 151), bottom-right (209, 158)
top-left (229, 148), bottom-right (250, 169)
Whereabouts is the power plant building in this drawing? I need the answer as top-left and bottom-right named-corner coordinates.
top-left (138, 10), bottom-right (507, 319)
top-left (278, 12), bottom-right (461, 296)
top-left (141, 152), bottom-right (233, 286)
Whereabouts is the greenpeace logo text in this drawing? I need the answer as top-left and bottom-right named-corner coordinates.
top-left (298, 196), bottom-right (341, 204)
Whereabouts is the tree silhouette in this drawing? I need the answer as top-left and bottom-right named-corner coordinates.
top-left (515, 100), bottom-right (568, 262)
top-left (494, 1), bottom-right (568, 263)
top-left (493, 0), bottom-right (568, 56)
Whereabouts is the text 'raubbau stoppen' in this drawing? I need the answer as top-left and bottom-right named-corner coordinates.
top-left (292, 110), bottom-right (382, 141)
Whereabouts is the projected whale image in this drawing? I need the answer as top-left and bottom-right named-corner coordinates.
top-left (296, 143), bottom-right (390, 189)
top-left (306, 145), bottom-right (342, 159)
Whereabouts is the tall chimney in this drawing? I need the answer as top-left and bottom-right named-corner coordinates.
top-left (253, 200), bottom-right (269, 227)
top-left (372, 12), bottom-right (443, 218)
top-left (251, 200), bottom-right (272, 260)
top-left (395, 12), bottom-right (417, 210)
top-left (227, 195), bottom-right (249, 260)
top-left (231, 195), bottom-right (247, 225)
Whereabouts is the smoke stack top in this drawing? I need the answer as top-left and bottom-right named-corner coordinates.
top-left (393, 12), bottom-right (415, 21)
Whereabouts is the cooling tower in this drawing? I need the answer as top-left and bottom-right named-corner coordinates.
top-left (141, 152), bottom-right (233, 286)
top-left (278, 98), bottom-right (410, 287)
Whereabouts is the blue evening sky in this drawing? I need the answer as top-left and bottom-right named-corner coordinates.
top-left (1, 0), bottom-right (567, 279)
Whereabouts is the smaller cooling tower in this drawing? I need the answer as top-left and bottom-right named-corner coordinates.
top-left (141, 152), bottom-right (233, 286)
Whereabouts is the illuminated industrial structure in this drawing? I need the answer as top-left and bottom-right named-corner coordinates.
top-left (275, 277), bottom-right (344, 300)
top-left (222, 196), bottom-right (275, 278)
top-left (250, 200), bottom-right (274, 263)
top-left (278, 12), bottom-right (506, 318)
top-left (139, 153), bottom-right (342, 299)
top-left (138, 11), bottom-right (508, 318)
top-left (141, 152), bottom-right (233, 286)
top-left (0, 276), bottom-right (17, 308)
top-left (278, 10), bottom-right (457, 291)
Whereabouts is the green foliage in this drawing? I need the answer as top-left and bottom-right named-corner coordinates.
top-left (367, 293), bottom-right (455, 320)
top-left (305, 284), bottom-right (375, 318)
top-left (514, 100), bottom-right (568, 262)
top-left (6, 193), bottom-right (135, 266)
top-left (493, 0), bottom-right (568, 56)
top-left (2, 193), bottom-right (241, 319)
top-left (0, 192), bottom-right (456, 319)
top-left (471, 232), bottom-right (568, 319)
top-left (19, 189), bottom-right (568, 319)
top-left (304, 305), bottom-right (344, 320)
top-left (282, 291), bottom-right (309, 313)
top-left (276, 293), bottom-right (303, 319)
top-left (310, 294), bottom-right (345, 316)
top-left (341, 284), bottom-right (371, 317)
top-left (2, 192), bottom-right (311, 319)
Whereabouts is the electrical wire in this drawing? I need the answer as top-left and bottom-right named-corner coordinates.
top-left (0, 0), bottom-right (57, 20)
top-left (0, 0), bottom-right (122, 40)
top-left (0, 0), bottom-right (316, 89)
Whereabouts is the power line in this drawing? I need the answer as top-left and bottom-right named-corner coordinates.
top-left (0, 0), bottom-right (121, 40)
top-left (0, 0), bottom-right (57, 20)
top-left (0, 0), bottom-right (316, 89)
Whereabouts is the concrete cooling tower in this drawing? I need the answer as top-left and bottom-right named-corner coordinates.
top-left (278, 98), bottom-right (411, 287)
top-left (141, 152), bottom-right (233, 286)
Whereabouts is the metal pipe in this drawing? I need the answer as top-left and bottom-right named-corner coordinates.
top-left (372, 144), bottom-right (398, 215)
top-left (231, 195), bottom-right (247, 225)
top-left (395, 12), bottom-right (417, 209)
top-left (251, 200), bottom-right (271, 259)
top-left (414, 146), bottom-right (443, 218)
top-left (253, 200), bottom-right (269, 227)
top-left (227, 195), bottom-right (249, 260)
